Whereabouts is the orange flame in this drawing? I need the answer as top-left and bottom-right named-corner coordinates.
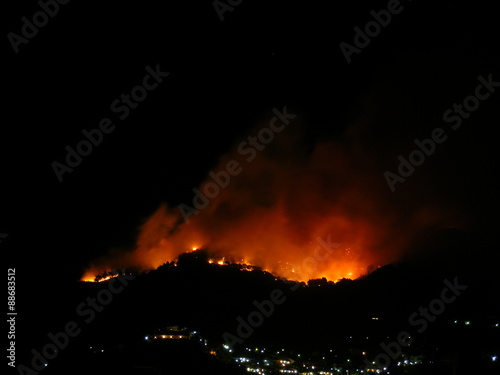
top-left (81, 271), bottom-right (119, 283)
top-left (81, 119), bottom-right (459, 283)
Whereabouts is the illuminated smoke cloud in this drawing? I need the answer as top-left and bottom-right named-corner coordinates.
top-left (82, 115), bottom-right (460, 282)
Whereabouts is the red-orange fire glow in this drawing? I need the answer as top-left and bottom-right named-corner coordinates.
top-left (81, 119), bottom-right (460, 283)
top-left (81, 272), bottom-right (119, 283)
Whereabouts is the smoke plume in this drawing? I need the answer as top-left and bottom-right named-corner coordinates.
top-left (82, 110), bottom-right (460, 282)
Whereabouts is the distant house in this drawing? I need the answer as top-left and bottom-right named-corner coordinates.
top-left (148, 326), bottom-right (199, 341)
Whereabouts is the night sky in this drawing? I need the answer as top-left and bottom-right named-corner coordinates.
top-left (3, 0), bottom-right (500, 283)
top-left (3, 2), bottom-right (500, 375)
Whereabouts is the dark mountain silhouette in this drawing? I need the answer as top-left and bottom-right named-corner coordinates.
top-left (18, 228), bottom-right (500, 374)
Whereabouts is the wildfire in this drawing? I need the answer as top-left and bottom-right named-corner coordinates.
top-left (81, 271), bottom-right (120, 283)
top-left (80, 118), bottom-right (458, 284)
top-left (81, 246), bottom-right (367, 283)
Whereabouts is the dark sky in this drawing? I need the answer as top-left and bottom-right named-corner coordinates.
top-left (3, 0), bottom-right (499, 283)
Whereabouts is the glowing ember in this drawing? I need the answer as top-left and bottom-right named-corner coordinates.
top-left (81, 270), bottom-right (120, 283)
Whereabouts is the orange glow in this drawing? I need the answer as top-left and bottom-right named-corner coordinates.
top-left (99, 275), bottom-right (117, 282)
top-left (81, 272), bottom-right (119, 283)
top-left (81, 271), bottom-right (96, 282)
top-left (81, 123), bottom-right (459, 283)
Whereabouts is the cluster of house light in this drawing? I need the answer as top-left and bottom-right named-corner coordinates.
top-left (143, 322), bottom-right (498, 374)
